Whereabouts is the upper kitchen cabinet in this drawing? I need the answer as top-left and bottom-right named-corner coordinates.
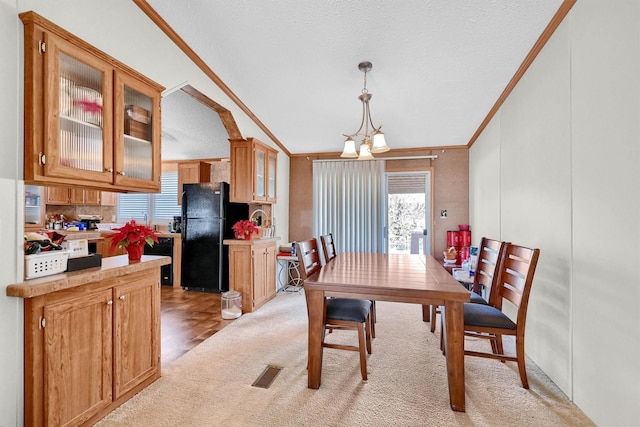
top-left (21, 11), bottom-right (163, 193)
top-left (45, 187), bottom-right (100, 205)
top-left (177, 161), bottom-right (211, 204)
top-left (230, 138), bottom-right (278, 204)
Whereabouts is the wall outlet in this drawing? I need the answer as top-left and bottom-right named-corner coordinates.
top-left (111, 215), bottom-right (116, 221)
top-left (440, 210), bottom-right (447, 219)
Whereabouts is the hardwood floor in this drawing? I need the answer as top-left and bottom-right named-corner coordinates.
top-left (161, 285), bottom-right (235, 368)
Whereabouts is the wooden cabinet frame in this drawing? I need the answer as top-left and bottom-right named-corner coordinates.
top-left (21, 11), bottom-right (164, 193)
top-left (227, 239), bottom-right (277, 312)
top-left (230, 138), bottom-right (278, 204)
top-left (21, 269), bottom-right (160, 426)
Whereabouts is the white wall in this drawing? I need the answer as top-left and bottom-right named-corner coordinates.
top-left (0, 1), bottom-right (290, 424)
top-left (0, 1), bottom-right (23, 426)
top-left (470, 1), bottom-right (640, 425)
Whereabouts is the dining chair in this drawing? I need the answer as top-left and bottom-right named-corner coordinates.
top-left (296, 238), bottom-right (374, 381)
top-left (432, 237), bottom-right (507, 333)
top-left (461, 243), bottom-right (540, 388)
top-left (320, 232), bottom-right (376, 335)
top-left (320, 233), bottom-right (337, 263)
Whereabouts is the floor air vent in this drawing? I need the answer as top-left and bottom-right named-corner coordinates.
top-left (252, 365), bottom-right (283, 389)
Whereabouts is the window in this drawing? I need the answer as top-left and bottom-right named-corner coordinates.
top-left (117, 171), bottom-right (181, 224)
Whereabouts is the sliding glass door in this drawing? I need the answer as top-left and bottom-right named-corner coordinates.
top-left (385, 172), bottom-right (431, 255)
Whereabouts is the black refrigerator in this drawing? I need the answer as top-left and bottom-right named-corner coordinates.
top-left (181, 182), bottom-right (249, 292)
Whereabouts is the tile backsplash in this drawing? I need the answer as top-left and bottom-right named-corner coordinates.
top-left (46, 205), bottom-right (117, 223)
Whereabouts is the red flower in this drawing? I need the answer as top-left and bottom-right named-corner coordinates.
top-left (231, 220), bottom-right (259, 238)
top-left (110, 219), bottom-right (159, 250)
top-left (74, 99), bottom-right (103, 114)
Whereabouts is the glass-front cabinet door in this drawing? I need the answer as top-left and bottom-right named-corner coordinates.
top-left (43, 33), bottom-right (113, 183)
top-left (253, 145), bottom-right (267, 201)
top-left (113, 72), bottom-right (161, 191)
top-left (267, 151), bottom-right (277, 203)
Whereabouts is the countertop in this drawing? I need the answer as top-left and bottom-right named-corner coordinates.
top-left (223, 236), bottom-right (280, 245)
top-left (45, 230), bottom-right (102, 240)
top-left (98, 230), bottom-right (181, 239)
top-left (7, 255), bottom-right (171, 298)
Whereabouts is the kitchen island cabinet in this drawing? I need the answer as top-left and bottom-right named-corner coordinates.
top-left (224, 237), bottom-right (278, 313)
top-left (7, 255), bottom-right (169, 427)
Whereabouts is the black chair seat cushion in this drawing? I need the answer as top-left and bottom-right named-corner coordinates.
top-left (463, 303), bottom-right (516, 330)
top-left (326, 298), bottom-right (372, 322)
top-left (469, 292), bottom-right (488, 305)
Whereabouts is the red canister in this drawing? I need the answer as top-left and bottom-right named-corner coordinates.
top-left (456, 246), bottom-right (470, 264)
top-left (447, 231), bottom-right (461, 247)
top-left (459, 230), bottom-right (472, 247)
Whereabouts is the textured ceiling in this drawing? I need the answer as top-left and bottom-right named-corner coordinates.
top-left (150, 0), bottom-right (563, 156)
top-left (161, 90), bottom-right (230, 160)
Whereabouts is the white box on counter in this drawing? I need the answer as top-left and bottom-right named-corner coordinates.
top-left (25, 250), bottom-right (70, 279)
top-left (61, 239), bottom-right (89, 258)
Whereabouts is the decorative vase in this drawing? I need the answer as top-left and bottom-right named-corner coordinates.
top-left (126, 244), bottom-right (144, 261)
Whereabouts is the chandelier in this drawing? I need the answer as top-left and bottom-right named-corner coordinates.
top-left (341, 61), bottom-right (390, 160)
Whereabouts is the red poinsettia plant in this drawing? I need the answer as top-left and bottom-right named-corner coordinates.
top-left (110, 219), bottom-right (159, 251)
top-left (232, 220), bottom-right (260, 239)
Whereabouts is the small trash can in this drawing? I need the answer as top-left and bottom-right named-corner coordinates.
top-left (221, 290), bottom-right (242, 319)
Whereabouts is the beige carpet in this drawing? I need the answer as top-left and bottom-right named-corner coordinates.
top-left (96, 292), bottom-right (594, 427)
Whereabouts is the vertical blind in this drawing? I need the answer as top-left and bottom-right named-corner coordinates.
top-left (117, 171), bottom-right (181, 223)
top-left (313, 160), bottom-right (385, 253)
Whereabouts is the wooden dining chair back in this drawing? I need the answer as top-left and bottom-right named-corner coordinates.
top-left (297, 237), bottom-right (373, 381)
top-left (296, 238), bottom-right (322, 280)
top-left (462, 243), bottom-right (540, 388)
top-left (471, 237), bottom-right (508, 305)
top-left (432, 237), bottom-right (507, 333)
top-left (320, 233), bottom-right (337, 263)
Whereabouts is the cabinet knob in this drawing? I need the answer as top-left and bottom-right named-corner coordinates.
top-left (119, 295), bottom-right (126, 300)
top-left (105, 167), bottom-right (113, 173)
top-left (117, 171), bottom-right (126, 176)
top-left (106, 300), bottom-right (113, 305)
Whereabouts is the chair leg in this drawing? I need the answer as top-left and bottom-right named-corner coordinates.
top-left (516, 336), bottom-right (529, 389)
top-left (495, 334), bottom-right (505, 359)
top-left (365, 316), bottom-right (372, 354)
top-left (371, 300), bottom-right (376, 322)
top-left (430, 305), bottom-right (438, 333)
top-left (440, 311), bottom-right (446, 355)
top-left (357, 323), bottom-right (368, 380)
top-left (370, 303), bottom-right (376, 339)
top-left (490, 336), bottom-right (499, 354)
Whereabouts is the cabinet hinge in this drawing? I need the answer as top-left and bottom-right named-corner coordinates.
top-left (38, 40), bottom-right (46, 54)
top-left (38, 152), bottom-right (46, 166)
top-left (39, 316), bottom-right (45, 329)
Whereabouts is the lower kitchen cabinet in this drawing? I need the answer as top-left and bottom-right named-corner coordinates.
top-left (225, 238), bottom-right (278, 313)
top-left (21, 268), bottom-right (161, 426)
top-left (44, 288), bottom-right (113, 426)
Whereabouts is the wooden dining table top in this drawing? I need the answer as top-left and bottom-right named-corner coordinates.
top-left (304, 252), bottom-right (471, 303)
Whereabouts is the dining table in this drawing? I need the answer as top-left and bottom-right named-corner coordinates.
top-left (303, 252), bottom-right (471, 412)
